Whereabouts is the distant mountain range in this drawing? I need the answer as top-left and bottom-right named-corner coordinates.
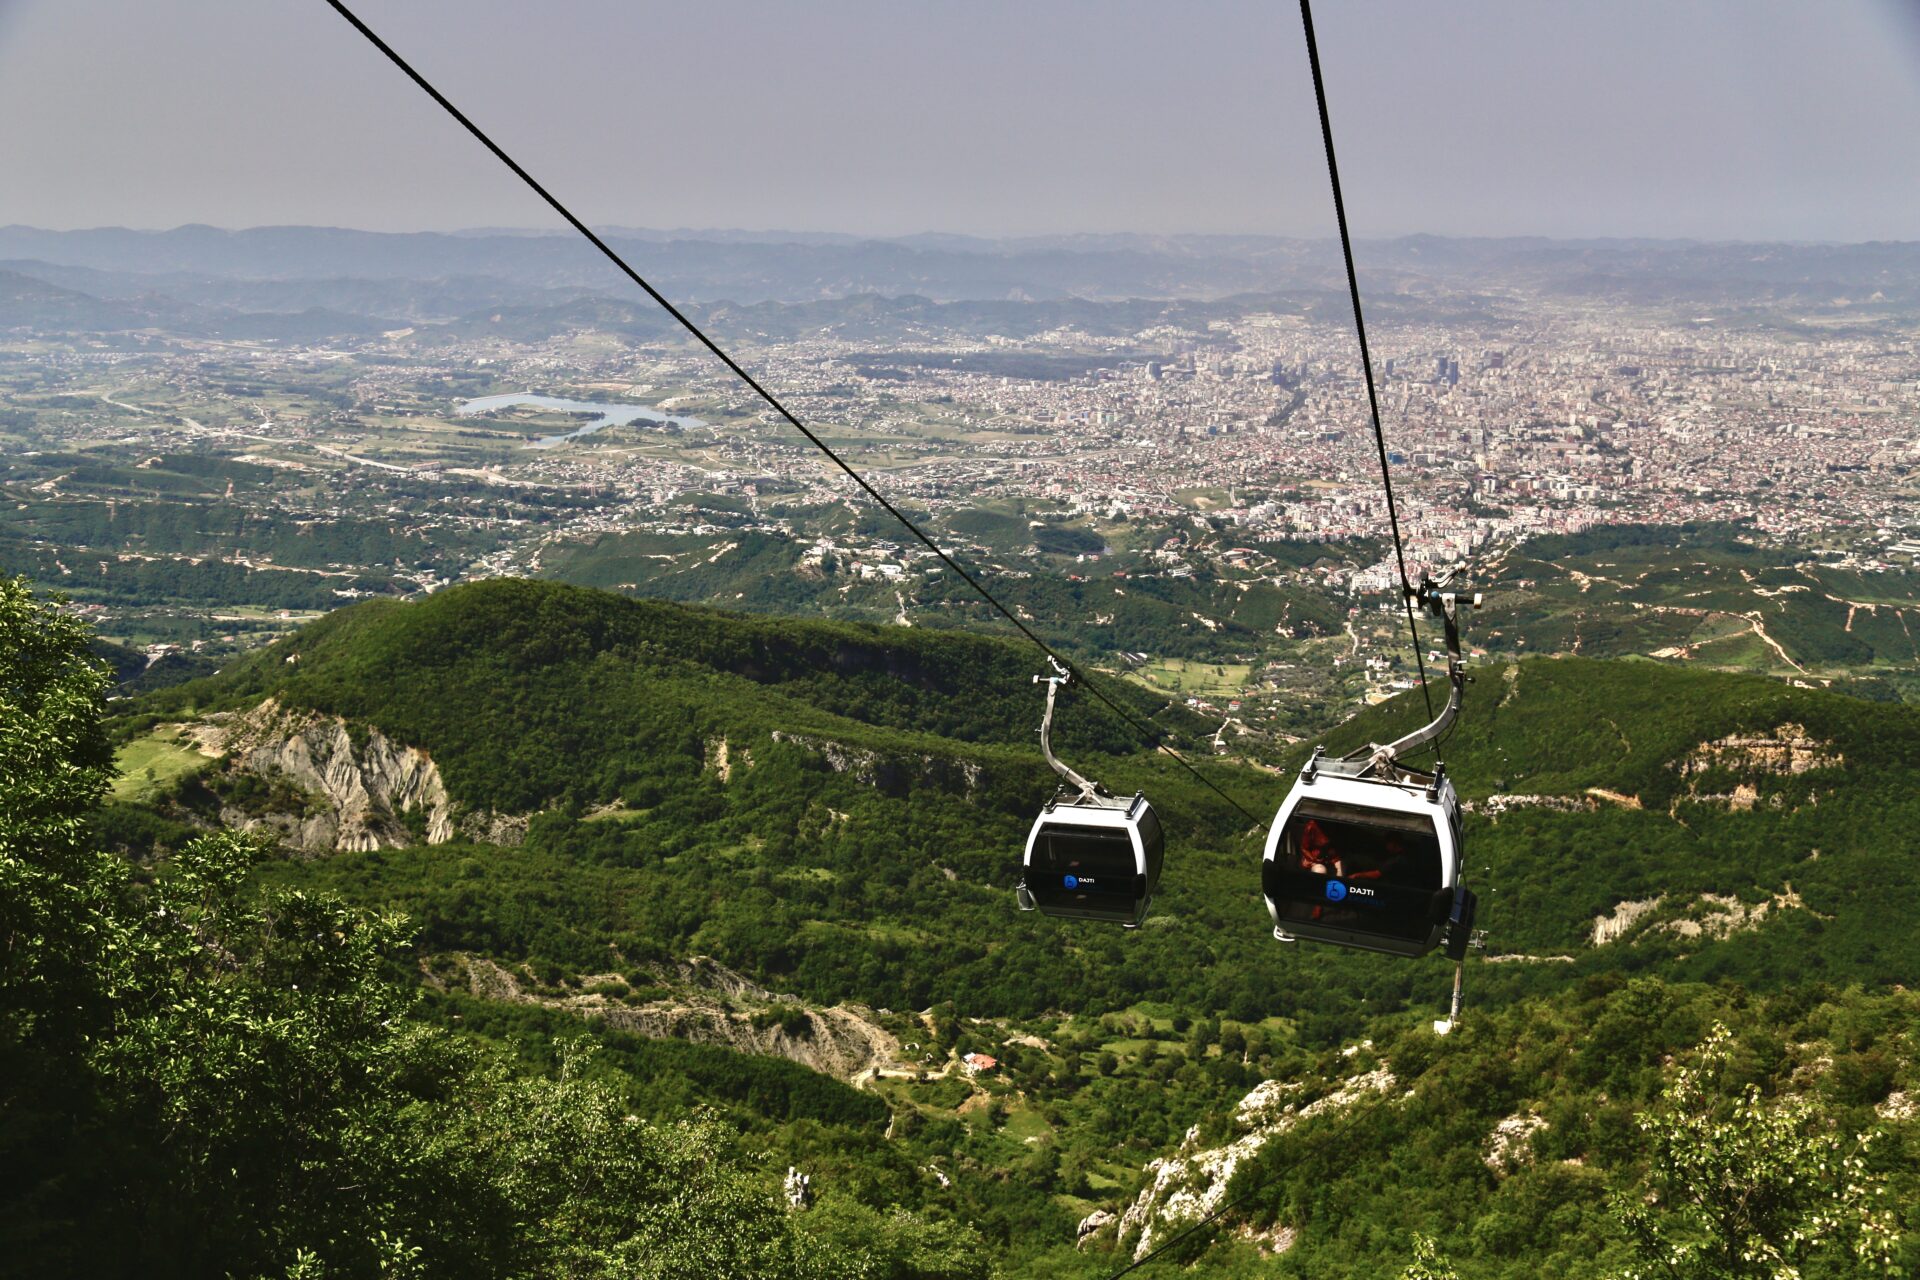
top-left (0, 265), bottom-right (404, 341)
top-left (0, 224), bottom-right (1344, 306)
top-left (3, 226), bottom-right (1917, 347)
top-left (3, 225), bottom-right (1917, 323)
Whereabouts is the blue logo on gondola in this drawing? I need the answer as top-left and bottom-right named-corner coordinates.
top-left (1325, 881), bottom-right (1348, 902)
top-left (1064, 875), bottom-right (1079, 889)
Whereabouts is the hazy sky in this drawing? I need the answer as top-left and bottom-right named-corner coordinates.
top-left (2, 0), bottom-right (1917, 242)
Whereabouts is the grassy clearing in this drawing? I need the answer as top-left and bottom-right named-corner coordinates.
top-left (581, 806), bottom-right (649, 823)
top-left (1001, 1105), bottom-right (1053, 1143)
top-left (1125, 658), bottom-right (1252, 701)
top-left (112, 728), bottom-right (210, 801)
top-left (860, 921), bottom-right (931, 946)
top-left (1687, 630), bottom-right (1778, 670)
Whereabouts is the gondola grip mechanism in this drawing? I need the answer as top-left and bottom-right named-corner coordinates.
top-left (1034, 657), bottom-right (1101, 804)
top-left (1363, 574), bottom-right (1483, 776)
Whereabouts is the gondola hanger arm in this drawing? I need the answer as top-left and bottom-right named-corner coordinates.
top-left (1363, 576), bottom-right (1484, 774)
top-left (1035, 657), bottom-right (1102, 804)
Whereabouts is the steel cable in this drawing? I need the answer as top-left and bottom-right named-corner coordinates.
top-left (1298, 0), bottom-right (1435, 722)
top-left (322, 0), bottom-right (1264, 829)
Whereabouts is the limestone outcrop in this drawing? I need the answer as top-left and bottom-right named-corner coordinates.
top-left (1678, 722), bottom-right (1840, 777)
top-left (1592, 887), bottom-right (1808, 947)
top-left (1485, 1112), bottom-right (1549, 1173)
top-left (1115, 1064), bottom-right (1396, 1261)
top-left (1592, 895), bottom-right (1666, 946)
top-left (1472, 793), bottom-right (1594, 817)
top-left (187, 697), bottom-right (519, 854)
top-left (450, 954), bottom-right (904, 1083)
top-left (1075, 1209), bottom-right (1116, 1249)
top-left (769, 730), bottom-right (985, 796)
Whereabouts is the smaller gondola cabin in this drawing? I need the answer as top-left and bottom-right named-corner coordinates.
top-left (1262, 762), bottom-right (1461, 957)
top-left (1020, 793), bottom-right (1164, 927)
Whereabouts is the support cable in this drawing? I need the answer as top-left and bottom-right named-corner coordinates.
top-left (1094, 11), bottom-right (1454, 1271)
top-left (1297, 0), bottom-right (1433, 721)
top-left (322, 0), bottom-right (1261, 827)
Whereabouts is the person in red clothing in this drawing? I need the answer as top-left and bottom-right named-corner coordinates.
top-left (1297, 818), bottom-right (1344, 922)
top-left (1298, 818), bottom-right (1343, 877)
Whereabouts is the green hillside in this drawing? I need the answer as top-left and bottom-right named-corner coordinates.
top-left (1477, 524), bottom-right (1920, 694)
top-left (37, 578), bottom-right (1920, 1275)
top-left (4, 577), bottom-right (998, 1279)
top-left (137, 578), bottom-right (1211, 813)
top-left (1317, 656), bottom-right (1920, 977)
top-left (128, 581), bottom-right (1920, 1017)
top-left (534, 520), bottom-right (1352, 669)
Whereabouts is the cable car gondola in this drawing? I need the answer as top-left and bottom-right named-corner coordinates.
top-left (1263, 576), bottom-right (1480, 964)
top-left (1016, 659), bottom-right (1164, 928)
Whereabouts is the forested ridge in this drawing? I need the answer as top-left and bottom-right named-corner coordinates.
top-left (7, 576), bottom-right (1918, 1276)
top-left (129, 579), bottom-right (1920, 1010)
top-left (134, 578), bottom-right (1204, 812)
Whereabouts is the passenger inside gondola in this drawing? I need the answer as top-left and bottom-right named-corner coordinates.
top-left (1273, 803), bottom-right (1443, 940)
top-left (1297, 818), bottom-right (1341, 877)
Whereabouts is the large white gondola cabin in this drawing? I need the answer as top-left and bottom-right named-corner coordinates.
top-left (1263, 754), bottom-right (1461, 956)
top-left (1022, 791), bottom-right (1164, 927)
top-left (1262, 577), bottom-right (1481, 970)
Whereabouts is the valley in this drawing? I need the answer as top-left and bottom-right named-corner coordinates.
top-left (6, 229), bottom-right (1918, 749)
top-left (4, 224), bottom-right (1916, 1275)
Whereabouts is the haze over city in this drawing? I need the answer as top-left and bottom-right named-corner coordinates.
top-left (3, 0), bottom-right (1920, 240)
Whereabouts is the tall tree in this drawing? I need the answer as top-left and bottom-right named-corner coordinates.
top-left (0, 577), bottom-right (122, 1260)
top-left (1612, 1023), bottom-right (1900, 1279)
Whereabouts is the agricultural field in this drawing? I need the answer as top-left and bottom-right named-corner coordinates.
top-left (1126, 657), bottom-right (1254, 702)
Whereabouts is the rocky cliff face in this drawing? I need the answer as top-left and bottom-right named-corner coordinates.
top-left (453, 954), bottom-right (904, 1082)
top-left (189, 697), bottom-right (519, 854)
top-left (1678, 722), bottom-right (1841, 778)
top-left (1591, 886), bottom-right (1810, 947)
top-left (769, 730), bottom-right (986, 797)
top-left (1108, 1061), bottom-right (1398, 1260)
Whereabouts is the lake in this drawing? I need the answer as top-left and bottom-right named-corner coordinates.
top-left (456, 392), bottom-right (708, 448)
